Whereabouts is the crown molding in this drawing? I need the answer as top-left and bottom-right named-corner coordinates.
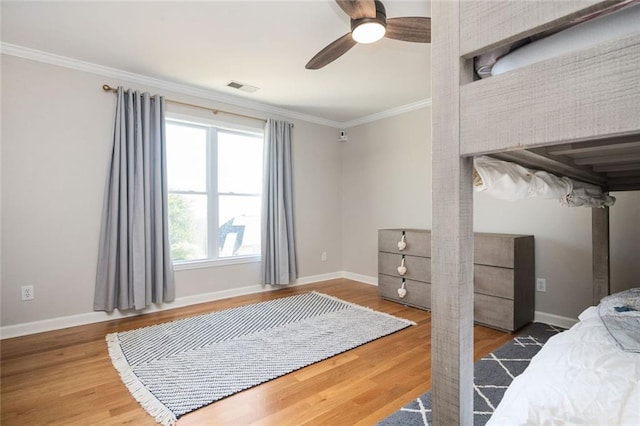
top-left (341, 98), bottom-right (432, 129)
top-left (0, 42), bottom-right (344, 128)
top-left (1, 42), bottom-right (432, 129)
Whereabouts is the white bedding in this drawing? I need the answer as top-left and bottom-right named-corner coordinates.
top-left (491, 3), bottom-right (640, 77)
top-left (487, 306), bottom-right (640, 425)
top-left (473, 156), bottom-right (616, 208)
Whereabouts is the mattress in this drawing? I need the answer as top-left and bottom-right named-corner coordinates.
top-left (487, 305), bottom-right (640, 425)
top-left (475, 2), bottom-right (640, 78)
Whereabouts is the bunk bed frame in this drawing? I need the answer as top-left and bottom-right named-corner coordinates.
top-left (431, 1), bottom-right (640, 424)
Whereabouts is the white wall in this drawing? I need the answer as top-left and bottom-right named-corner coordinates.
top-left (3, 54), bottom-right (638, 330)
top-left (341, 106), bottom-right (640, 320)
top-left (341, 108), bottom-right (432, 277)
top-left (474, 193), bottom-right (640, 319)
top-left (1, 55), bottom-right (343, 327)
top-left (609, 192), bottom-right (640, 294)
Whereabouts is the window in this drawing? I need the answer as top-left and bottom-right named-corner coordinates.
top-left (166, 117), bottom-right (263, 266)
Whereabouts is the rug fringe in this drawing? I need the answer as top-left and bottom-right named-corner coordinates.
top-left (106, 333), bottom-right (177, 426)
top-left (311, 291), bottom-right (417, 326)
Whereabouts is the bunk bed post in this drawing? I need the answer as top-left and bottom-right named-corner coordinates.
top-left (431, 1), bottom-right (475, 424)
top-left (592, 206), bottom-right (610, 304)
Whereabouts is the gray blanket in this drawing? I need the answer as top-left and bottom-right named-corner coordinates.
top-left (599, 287), bottom-right (640, 353)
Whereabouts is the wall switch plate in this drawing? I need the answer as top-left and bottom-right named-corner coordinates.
top-left (321, 252), bottom-right (327, 262)
top-left (21, 285), bottom-right (35, 301)
top-left (536, 278), bottom-right (546, 292)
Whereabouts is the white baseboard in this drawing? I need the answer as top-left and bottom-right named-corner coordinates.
top-left (0, 284), bottom-right (268, 339)
top-left (534, 310), bottom-right (578, 329)
top-left (293, 271), bottom-right (343, 285)
top-left (0, 271), bottom-right (580, 338)
top-left (0, 271), bottom-right (353, 339)
top-left (342, 271), bottom-right (378, 286)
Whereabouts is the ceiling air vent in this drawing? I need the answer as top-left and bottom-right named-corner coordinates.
top-left (226, 81), bottom-right (260, 93)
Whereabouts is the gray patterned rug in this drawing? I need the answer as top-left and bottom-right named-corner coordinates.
top-left (378, 322), bottom-right (564, 426)
top-left (106, 291), bottom-right (414, 425)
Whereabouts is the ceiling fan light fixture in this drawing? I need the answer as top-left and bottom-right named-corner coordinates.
top-left (306, 0), bottom-right (430, 70)
top-left (352, 21), bottom-right (386, 44)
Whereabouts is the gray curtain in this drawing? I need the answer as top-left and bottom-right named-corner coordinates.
top-left (94, 87), bottom-right (175, 312)
top-left (261, 119), bottom-right (297, 285)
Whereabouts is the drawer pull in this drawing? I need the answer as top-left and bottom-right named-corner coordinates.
top-left (397, 234), bottom-right (407, 251)
top-left (398, 279), bottom-right (407, 298)
top-left (397, 257), bottom-right (407, 276)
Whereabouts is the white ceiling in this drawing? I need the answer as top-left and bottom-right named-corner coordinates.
top-left (1, 1), bottom-right (431, 125)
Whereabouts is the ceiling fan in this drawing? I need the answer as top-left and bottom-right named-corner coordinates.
top-left (306, 0), bottom-right (431, 70)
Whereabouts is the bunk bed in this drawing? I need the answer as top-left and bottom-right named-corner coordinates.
top-left (430, 0), bottom-right (640, 424)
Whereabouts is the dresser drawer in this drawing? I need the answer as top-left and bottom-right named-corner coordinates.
top-left (378, 275), bottom-right (431, 310)
top-left (474, 234), bottom-right (516, 267)
top-left (474, 264), bottom-right (514, 299)
top-left (378, 228), bottom-right (534, 332)
top-left (474, 233), bottom-right (533, 268)
top-left (379, 229), bottom-right (431, 257)
top-left (474, 293), bottom-right (515, 331)
top-left (378, 252), bottom-right (431, 282)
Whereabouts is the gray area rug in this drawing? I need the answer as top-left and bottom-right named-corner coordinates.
top-left (378, 322), bottom-right (564, 426)
top-left (106, 291), bottom-right (414, 425)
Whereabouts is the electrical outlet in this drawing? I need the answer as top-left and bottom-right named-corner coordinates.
top-left (21, 285), bottom-right (35, 301)
top-left (321, 252), bottom-right (327, 262)
top-left (536, 278), bottom-right (546, 292)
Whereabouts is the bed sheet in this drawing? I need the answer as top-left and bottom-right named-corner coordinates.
top-left (487, 306), bottom-right (640, 425)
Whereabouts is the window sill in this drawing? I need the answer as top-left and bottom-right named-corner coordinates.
top-left (173, 255), bottom-right (261, 271)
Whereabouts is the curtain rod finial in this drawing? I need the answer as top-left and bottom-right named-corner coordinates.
top-left (102, 84), bottom-right (116, 92)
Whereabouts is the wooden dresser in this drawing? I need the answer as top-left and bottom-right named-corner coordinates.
top-left (378, 229), bottom-right (534, 331)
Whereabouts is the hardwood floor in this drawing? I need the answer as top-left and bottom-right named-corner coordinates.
top-left (1, 279), bottom-right (516, 425)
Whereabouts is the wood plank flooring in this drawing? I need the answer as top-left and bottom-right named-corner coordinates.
top-left (1, 279), bottom-right (516, 425)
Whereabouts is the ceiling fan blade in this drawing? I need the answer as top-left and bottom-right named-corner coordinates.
top-left (385, 17), bottom-right (431, 43)
top-left (335, 0), bottom-right (376, 19)
top-left (306, 33), bottom-right (357, 70)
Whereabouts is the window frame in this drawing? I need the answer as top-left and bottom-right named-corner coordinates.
top-left (165, 114), bottom-right (263, 270)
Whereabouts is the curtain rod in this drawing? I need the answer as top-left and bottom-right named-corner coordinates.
top-left (102, 84), bottom-right (269, 125)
